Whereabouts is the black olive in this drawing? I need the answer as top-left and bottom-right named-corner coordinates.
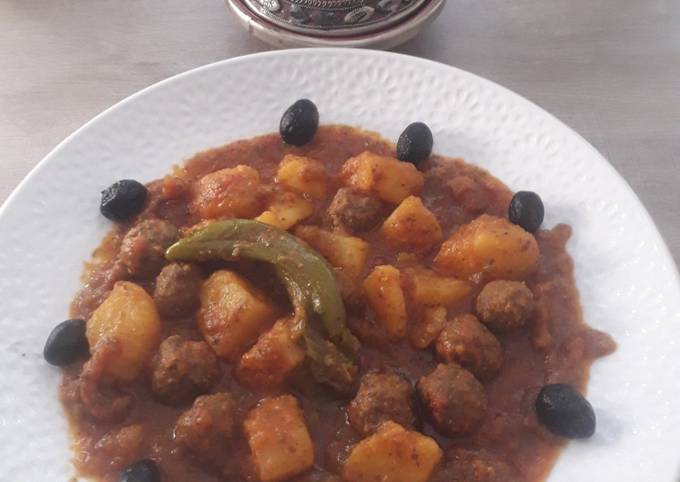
top-left (119, 459), bottom-right (161, 482)
top-left (43, 319), bottom-right (89, 366)
top-left (508, 191), bottom-right (544, 233)
top-left (100, 179), bottom-right (148, 221)
top-left (535, 384), bottom-right (596, 438)
top-left (396, 122), bottom-right (433, 166)
top-left (279, 99), bottom-right (319, 146)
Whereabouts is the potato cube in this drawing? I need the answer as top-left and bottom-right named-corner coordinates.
top-left (198, 270), bottom-right (278, 361)
top-left (237, 318), bottom-right (305, 390)
top-left (244, 395), bottom-right (314, 482)
top-left (409, 305), bottom-right (447, 350)
top-left (255, 213), bottom-right (285, 230)
top-left (403, 267), bottom-right (472, 307)
top-left (434, 214), bottom-right (539, 281)
top-left (191, 165), bottom-right (266, 220)
top-left (276, 154), bottom-right (328, 200)
top-left (294, 226), bottom-right (369, 279)
top-left (381, 196), bottom-right (442, 251)
top-left (340, 151), bottom-right (423, 204)
top-left (363, 265), bottom-right (407, 339)
top-left (343, 421), bottom-right (442, 482)
top-left (256, 191), bottom-right (314, 230)
top-left (87, 282), bottom-right (161, 382)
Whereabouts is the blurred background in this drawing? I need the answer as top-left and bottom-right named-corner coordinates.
top-left (1, 0), bottom-right (678, 262)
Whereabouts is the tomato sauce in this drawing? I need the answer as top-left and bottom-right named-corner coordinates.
top-left (62, 125), bottom-right (615, 482)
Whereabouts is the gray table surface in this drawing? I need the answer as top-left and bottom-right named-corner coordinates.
top-left (2, 0), bottom-right (679, 265)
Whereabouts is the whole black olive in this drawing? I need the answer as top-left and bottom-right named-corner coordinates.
top-left (396, 122), bottom-right (433, 166)
top-left (100, 179), bottom-right (148, 221)
top-left (43, 319), bottom-right (89, 366)
top-left (508, 190), bottom-right (544, 233)
top-left (279, 99), bottom-right (319, 146)
top-left (535, 384), bottom-right (596, 438)
top-left (119, 459), bottom-right (161, 482)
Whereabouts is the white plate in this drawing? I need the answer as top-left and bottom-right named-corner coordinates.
top-left (0, 49), bottom-right (678, 482)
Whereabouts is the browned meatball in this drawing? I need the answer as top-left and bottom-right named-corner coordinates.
top-left (153, 262), bottom-right (202, 317)
top-left (348, 373), bottom-right (417, 436)
top-left (476, 280), bottom-right (534, 332)
top-left (327, 188), bottom-right (383, 233)
top-left (417, 363), bottom-right (487, 436)
top-left (150, 335), bottom-right (221, 405)
top-left (431, 449), bottom-right (525, 482)
top-left (119, 219), bottom-right (178, 279)
top-left (436, 314), bottom-right (503, 381)
top-left (174, 393), bottom-right (234, 463)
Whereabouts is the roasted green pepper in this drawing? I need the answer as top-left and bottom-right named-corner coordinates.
top-left (166, 219), bottom-right (358, 393)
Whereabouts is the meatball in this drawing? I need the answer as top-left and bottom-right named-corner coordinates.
top-left (119, 219), bottom-right (178, 279)
top-left (436, 314), bottom-right (503, 381)
top-left (476, 280), bottom-right (534, 332)
top-left (174, 393), bottom-right (235, 463)
top-left (431, 449), bottom-right (525, 482)
top-left (153, 262), bottom-right (202, 317)
top-left (417, 363), bottom-right (487, 436)
top-left (327, 188), bottom-right (383, 233)
top-left (150, 335), bottom-right (221, 405)
top-left (348, 373), bottom-right (417, 436)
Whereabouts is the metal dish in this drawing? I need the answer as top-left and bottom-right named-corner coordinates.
top-left (225, 0), bottom-right (445, 48)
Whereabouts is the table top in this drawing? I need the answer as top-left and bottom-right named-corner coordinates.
top-left (2, 0), bottom-right (679, 265)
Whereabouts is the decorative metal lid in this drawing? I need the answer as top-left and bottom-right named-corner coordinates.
top-left (242, 0), bottom-right (427, 36)
top-left (226, 0), bottom-right (445, 48)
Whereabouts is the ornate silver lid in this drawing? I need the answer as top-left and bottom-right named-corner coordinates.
top-left (242, 0), bottom-right (427, 36)
top-left (226, 0), bottom-right (446, 48)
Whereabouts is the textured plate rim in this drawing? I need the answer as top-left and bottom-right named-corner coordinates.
top-left (0, 48), bottom-right (671, 271)
top-left (1, 48), bottom-right (678, 481)
top-left (3, 49), bottom-right (677, 281)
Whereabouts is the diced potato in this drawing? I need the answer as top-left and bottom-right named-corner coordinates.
top-left (237, 318), bottom-right (305, 390)
top-left (256, 191), bottom-right (314, 230)
top-left (363, 265), bottom-right (407, 339)
top-left (403, 267), bottom-right (472, 307)
top-left (294, 226), bottom-right (369, 279)
top-left (381, 196), bottom-right (442, 251)
top-left (340, 151), bottom-right (424, 204)
top-left (409, 305), bottom-right (447, 350)
top-left (255, 211), bottom-right (281, 228)
top-left (276, 154), bottom-right (328, 199)
top-left (434, 214), bottom-right (540, 281)
top-left (86, 282), bottom-right (161, 382)
top-left (343, 421), bottom-right (442, 482)
top-left (244, 395), bottom-right (314, 482)
top-left (191, 165), bottom-right (266, 220)
top-left (197, 270), bottom-right (278, 361)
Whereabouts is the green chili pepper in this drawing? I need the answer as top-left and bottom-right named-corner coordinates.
top-left (165, 219), bottom-right (358, 393)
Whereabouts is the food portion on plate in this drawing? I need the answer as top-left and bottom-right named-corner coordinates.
top-left (44, 99), bottom-right (615, 482)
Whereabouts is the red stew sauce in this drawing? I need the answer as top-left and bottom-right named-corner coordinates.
top-left (60, 125), bottom-right (615, 482)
